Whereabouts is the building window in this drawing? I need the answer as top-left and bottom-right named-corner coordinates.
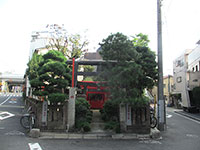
top-left (196, 65), bottom-right (198, 72)
top-left (176, 60), bottom-right (184, 67)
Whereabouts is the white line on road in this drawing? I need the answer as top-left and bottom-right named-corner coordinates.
top-left (186, 134), bottom-right (199, 138)
top-left (0, 95), bottom-right (12, 105)
top-left (166, 114), bottom-right (172, 118)
top-left (28, 143), bottom-right (42, 150)
top-left (139, 140), bottom-right (162, 144)
top-left (5, 130), bottom-right (25, 136)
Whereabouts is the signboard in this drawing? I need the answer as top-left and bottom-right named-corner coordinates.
top-left (42, 101), bottom-right (48, 126)
top-left (126, 104), bottom-right (132, 125)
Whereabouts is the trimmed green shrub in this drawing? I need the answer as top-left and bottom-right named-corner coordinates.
top-left (82, 122), bottom-right (91, 132)
top-left (104, 121), bottom-right (120, 132)
top-left (101, 100), bottom-right (119, 122)
top-left (48, 93), bottom-right (68, 103)
top-left (75, 97), bottom-right (92, 132)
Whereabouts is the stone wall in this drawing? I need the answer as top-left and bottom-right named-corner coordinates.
top-left (25, 98), bottom-right (69, 131)
top-left (119, 103), bottom-right (150, 134)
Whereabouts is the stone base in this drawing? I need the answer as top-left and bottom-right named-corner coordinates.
top-left (150, 128), bottom-right (160, 139)
top-left (29, 128), bottom-right (41, 138)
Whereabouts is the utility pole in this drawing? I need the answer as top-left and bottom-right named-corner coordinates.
top-left (157, 0), bottom-right (166, 131)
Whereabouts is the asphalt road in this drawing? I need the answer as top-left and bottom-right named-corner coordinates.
top-left (0, 94), bottom-right (200, 150)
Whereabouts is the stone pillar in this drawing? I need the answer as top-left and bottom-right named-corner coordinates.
top-left (67, 87), bottom-right (76, 131)
top-left (119, 103), bottom-right (126, 132)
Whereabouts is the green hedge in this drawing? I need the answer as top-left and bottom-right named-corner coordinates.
top-left (75, 97), bottom-right (92, 132)
top-left (101, 100), bottom-right (119, 122)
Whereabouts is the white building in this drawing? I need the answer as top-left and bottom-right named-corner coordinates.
top-left (188, 41), bottom-right (200, 72)
top-left (29, 31), bottom-right (49, 60)
top-left (172, 41), bottom-right (200, 111)
top-left (26, 30), bottom-right (49, 97)
top-left (187, 41), bottom-right (200, 90)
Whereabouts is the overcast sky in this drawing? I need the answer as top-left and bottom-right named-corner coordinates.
top-left (0, 0), bottom-right (200, 75)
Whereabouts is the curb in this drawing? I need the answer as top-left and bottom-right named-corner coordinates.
top-left (39, 132), bottom-right (151, 140)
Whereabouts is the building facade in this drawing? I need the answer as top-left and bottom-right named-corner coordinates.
top-left (172, 41), bottom-right (200, 110)
top-left (163, 75), bottom-right (173, 104)
top-left (151, 75), bottom-right (174, 106)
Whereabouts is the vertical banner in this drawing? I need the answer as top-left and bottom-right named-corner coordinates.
top-left (126, 104), bottom-right (132, 125)
top-left (42, 101), bottom-right (48, 126)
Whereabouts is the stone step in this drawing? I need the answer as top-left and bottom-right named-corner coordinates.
top-left (91, 123), bottom-right (105, 129)
top-left (90, 109), bottom-right (105, 133)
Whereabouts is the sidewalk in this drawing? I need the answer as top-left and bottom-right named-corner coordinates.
top-left (166, 106), bottom-right (200, 122)
top-left (174, 110), bottom-right (200, 122)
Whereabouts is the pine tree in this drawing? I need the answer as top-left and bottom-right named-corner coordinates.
top-left (99, 32), bottom-right (157, 106)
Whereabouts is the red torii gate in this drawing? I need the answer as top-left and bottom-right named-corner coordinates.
top-left (68, 58), bottom-right (113, 109)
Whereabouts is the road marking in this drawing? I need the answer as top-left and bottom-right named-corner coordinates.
top-left (9, 101), bottom-right (17, 104)
top-left (5, 130), bottom-right (25, 136)
top-left (0, 105), bottom-right (24, 108)
top-left (186, 134), bottom-right (199, 138)
top-left (0, 95), bottom-right (12, 105)
top-left (139, 140), bottom-right (162, 144)
top-left (28, 143), bottom-right (42, 150)
top-left (166, 114), bottom-right (172, 118)
top-left (0, 93), bottom-right (22, 97)
top-left (0, 112), bottom-right (15, 120)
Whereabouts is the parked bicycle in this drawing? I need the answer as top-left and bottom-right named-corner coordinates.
top-left (20, 106), bottom-right (35, 129)
top-left (150, 106), bottom-right (157, 128)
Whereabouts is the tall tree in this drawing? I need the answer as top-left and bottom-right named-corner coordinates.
top-left (29, 50), bottom-right (71, 103)
top-left (99, 32), bottom-right (157, 105)
top-left (132, 33), bottom-right (150, 47)
top-left (46, 24), bottom-right (88, 59)
top-left (26, 53), bottom-right (43, 80)
top-left (131, 33), bottom-right (158, 90)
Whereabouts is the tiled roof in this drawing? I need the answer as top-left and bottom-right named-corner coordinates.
top-left (84, 52), bottom-right (102, 60)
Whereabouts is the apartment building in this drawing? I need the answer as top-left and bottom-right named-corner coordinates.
top-left (172, 41), bottom-right (200, 111)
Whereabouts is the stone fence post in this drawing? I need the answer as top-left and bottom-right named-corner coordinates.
top-left (67, 87), bottom-right (76, 131)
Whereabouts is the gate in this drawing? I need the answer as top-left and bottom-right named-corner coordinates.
top-left (78, 81), bottom-right (108, 109)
